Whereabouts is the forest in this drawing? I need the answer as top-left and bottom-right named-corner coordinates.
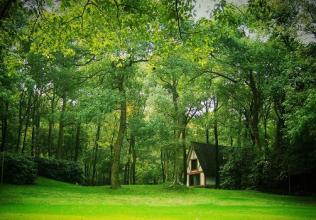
top-left (0, 0), bottom-right (316, 196)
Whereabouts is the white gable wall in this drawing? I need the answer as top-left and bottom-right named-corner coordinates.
top-left (186, 149), bottom-right (205, 187)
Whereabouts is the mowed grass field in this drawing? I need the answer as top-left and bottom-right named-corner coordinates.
top-left (0, 178), bottom-right (316, 220)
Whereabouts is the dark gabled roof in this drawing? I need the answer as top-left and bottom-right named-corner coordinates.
top-left (190, 142), bottom-right (225, 177)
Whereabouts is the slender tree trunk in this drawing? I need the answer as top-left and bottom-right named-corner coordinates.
top-left (47, 92), bottom-right (55, 157)
top-left (181, 127), bottom-right (187, 185)
top-left (35, 102), bottom-right (41, 157)
top-left (132, 140), bottom-right (136, 185)
top-left (237, 112), bottom-right (242, 148)
top-left (57, 94), bottom-right (66, 159)
top-left (92, 122), bottom-right (101, 185)
top-left (248, 72), bottom-right (261, 150)
top-left (160, 150), bottom-right (166, 183)
top-left (1, 101), bottom-right (8, 152)
top-left (111, 79), bottom-right (126, 189)
top-left (128, 134), bottom-right (136, 184)
top-left (47, 121), bottom-right (53, 157)
top-left (74, 122), bottom-right (81, 162)
top-left (30, 95), bottom-right (37, 156)
top-left (213, 97), bottom-right (220, 188)
top-left (206, 128), bottom-right (210, 144)
top-left (22, 96), bottom-right (32, 153)
top-left (205, 102), bottom-right (210, 144)
top-left (171, 82), bottom-right (182, 185)
top-left (16, 92), bottom-right (25, 152)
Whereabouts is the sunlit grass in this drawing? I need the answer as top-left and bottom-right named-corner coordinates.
top-left (0, 177), bottom-right (315, 220)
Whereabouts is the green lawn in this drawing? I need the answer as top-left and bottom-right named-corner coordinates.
top-left (0, 178), bottom-right (316, 220)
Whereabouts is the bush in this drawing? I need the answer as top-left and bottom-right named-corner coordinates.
top-left (35, 157), bottom-right (83, 184)
top-left (0, 153), bottom-right (37, 184)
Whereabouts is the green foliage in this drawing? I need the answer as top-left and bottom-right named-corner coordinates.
top-left (136, 161), bottom-right (161, 184)
top-left (0, 153), bottom-right (37, 184)
top-left (0, 0), bottom-right (315, 192)
top-left (220, 147), bottom-right (256, 189)
top-left (35, 157), bottom-right (83, 184)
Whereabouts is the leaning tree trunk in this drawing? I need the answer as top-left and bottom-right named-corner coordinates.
top-left (111, 79), bottom-right (126, 189)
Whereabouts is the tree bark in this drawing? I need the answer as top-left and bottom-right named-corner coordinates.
top-left (22, 94), bottom-right (32, 153)
top-left (30, 95), bottom-right (38, 156)
top-left (16, 91), bottom-right (25, 152)
top-left (111, 78), bottom-right (126, 188)
top-left (47, 92), bottom-right (55, 157)
top-left (128, 134), bottom-right (136, 184)
top-left (57, 94), bottom-right (66, 159)
top-left (92, 122), bottom-right (101, 185)
top-left (35, 100), bottom-right (41, 157)
top-left (160, 150), bottom-right (166, 183)
top-left (248, 72), bottom-right (262, 150)
top-left (213, 97), bottom-right (220, 188)
top-left (181, 127), bottom-right (187, 185)
top-left (1, 101), bottom-right (8, 152)
top-left (74, 122), bottom-right (81, 162)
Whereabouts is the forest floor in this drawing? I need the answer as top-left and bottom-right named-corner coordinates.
top-left (0, 177), bottom-right (316, 220)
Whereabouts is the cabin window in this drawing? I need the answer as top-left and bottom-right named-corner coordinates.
top-left (191, 159), bottom-right (198, 170)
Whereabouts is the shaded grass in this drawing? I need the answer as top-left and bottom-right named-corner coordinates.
top-left (0, 177), bottom-right (316, 219)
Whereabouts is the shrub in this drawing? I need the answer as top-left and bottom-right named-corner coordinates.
top-left (0, 153), bottom-right (37, 184)
top-left (35, 157), bottom-right (83, 183)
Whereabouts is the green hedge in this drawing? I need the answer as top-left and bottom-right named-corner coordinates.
top-left (0, 153), bottom-right (37, 184)
top-left (35, 157), bottom-right (83, 184)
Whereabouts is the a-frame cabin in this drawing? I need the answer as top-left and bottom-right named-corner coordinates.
top-left (186, 142), bottom-right (223, 187)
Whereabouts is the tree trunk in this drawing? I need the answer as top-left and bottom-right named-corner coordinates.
top-left (47, 92), bottom-right (55, 157)
top-left (22, 94), bottom-right (32, 153)
top-left (128, 134), bottom-right (136, 185)
top-left (16, 92), bottom-right (25, 152)
top-left (74, 122), bottom-right (81, 162)
top-left (181, 127), bottom-right (187, 185)
top-left (1, 101), bottom-right (8, 152)
top-left (92, 122), bottom-right (101, 185)
top-left (205, 101), bottom-right (210, 144)
top-left (111, 79), bottom-right (126, 189)
top-left (237, 112), bottom-right (242, 148)
top-left (213, 97), bottom-right (220, 188)
top-left (206, 128), bottom-right (210, 144)
top-left (248, 72), bottom-right (261, 150)
top-left (30, 95), bottom-right (37, 156)
top-left (171, 82), bottom-right (183, 185)
top-left (35, 101), bottom-right (41, 157)
top-left (160, 150), bottom-right (166, 183)
top-left (57, 94), bottom-right (66, 159)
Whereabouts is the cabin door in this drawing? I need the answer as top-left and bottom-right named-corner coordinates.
top-left (189, 174), bottom-right (200, 186)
